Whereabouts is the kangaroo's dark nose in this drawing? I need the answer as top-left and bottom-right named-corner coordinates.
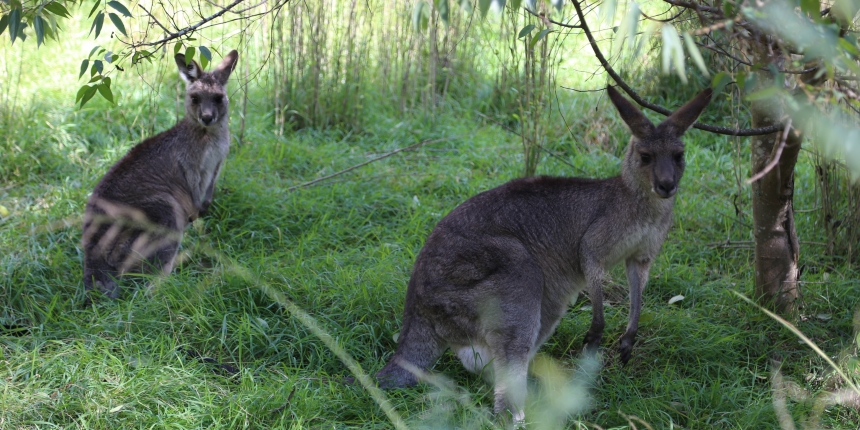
top-left (200, 113), bottom-right (215, 125)
top-left (655, 181), bottom-right (677, 198)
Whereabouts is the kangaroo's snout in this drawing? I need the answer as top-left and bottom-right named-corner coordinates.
top-left (654, 180), bottom-right (677, 198)
top-left (200, 111), bottom-right (216, 126)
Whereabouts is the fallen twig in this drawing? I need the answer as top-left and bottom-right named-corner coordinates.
top-left (287, 136), bottom-right (456, 192)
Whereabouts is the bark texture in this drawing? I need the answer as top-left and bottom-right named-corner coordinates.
top-left (749, 49), bottom-right (802, 314)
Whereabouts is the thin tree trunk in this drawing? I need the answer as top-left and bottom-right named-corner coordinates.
top-left (749, 49), bottom-right (802, 314)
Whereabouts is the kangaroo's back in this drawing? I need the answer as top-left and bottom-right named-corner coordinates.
top-left (82, 50), bottom-right (240, 302)
top-left (377, 86), bottom-right (713, 424)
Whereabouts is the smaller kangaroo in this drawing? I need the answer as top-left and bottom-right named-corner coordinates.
top-left (376, 86), bottom-right (712, 423)
top-left (82, 50), bottom-right (239, 301)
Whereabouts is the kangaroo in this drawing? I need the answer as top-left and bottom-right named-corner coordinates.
top-left (82, 50), bottom-right (239, 301)
top-left (376, 86), bottom-right (712, 422)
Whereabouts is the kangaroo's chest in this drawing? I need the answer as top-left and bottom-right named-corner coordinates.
top-left (603, 216), bottom-right (671, 267)
top-left (194, 136), bottom-right (230, 190)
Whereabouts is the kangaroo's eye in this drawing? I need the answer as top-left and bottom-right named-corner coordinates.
top-left (190, 95), bottom-right (200, 104)
top-left (213, 95), bottom-right (224, 104)
top-left (640, 153), bottom-right (652, 164)
top-left (674, 152), bottom-right (685, 164)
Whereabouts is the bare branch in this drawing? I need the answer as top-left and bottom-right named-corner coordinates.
top-left (524, 7), bottom-right (581, 29)
top-left (287, 137), bottom-right (455, 192)
top-left (570, 0), bottom-right (784, 136)
top-left (747, 119), bottom-right (793, 184)
top-left (130, 0), bottom-right (248, 49)
top-left (138, 5), bottom-right (172, 34)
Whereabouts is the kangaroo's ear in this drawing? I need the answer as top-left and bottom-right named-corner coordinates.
top-left (659, 88), bottom-right (712, 137)
top-left (212, 50), bottom-right (239, 86)
top-left (606, 86), bottom-right (655, 139)
top-left (175, 54), bottom-right (202, 84)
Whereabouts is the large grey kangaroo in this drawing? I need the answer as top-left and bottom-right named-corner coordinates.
top-left (376, 86), bottom-right (712, 422)
top-left (82, 50), bottom-right (239, 301)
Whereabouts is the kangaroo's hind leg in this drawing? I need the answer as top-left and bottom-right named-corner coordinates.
top-left (478, 258), bottom-right (543, 424)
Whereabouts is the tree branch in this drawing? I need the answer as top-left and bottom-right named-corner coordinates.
top-left (747, 119), bottom-right (793, 184)
top-left (524, 7), bottom-right (581, 29)
top-left (286, 137), bottom-right (454, 192)
top-left (131, 0), bottom-right (248, 49)
top-left (570, 0), bottom-right (784, 136)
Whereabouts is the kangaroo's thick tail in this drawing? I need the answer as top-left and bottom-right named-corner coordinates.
top-left (376, 315), bottom-right (445, 388)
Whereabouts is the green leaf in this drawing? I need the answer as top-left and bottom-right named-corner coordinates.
top-left (133, 50), bottom-right (151, 64)
top-left (89, 0), bottom-right (102, 18)
top-left (75, 85), bottom-right (91, 103)
top-left (97, 78), bottom-right (114, 103)
top-left (108, 12), bottom-right (126, 36)
top-left (80, 85), bottom-right (98, 107)
top-left (722, 0), bottom-right (734, 17)
top-left (15, 23), bottom-right (27, 42)
top-left (682, 31), bottom-right (709, 77)
top-left (529, 29), bottom-right (551, 50)
top-left (735, 71), bottom-right (746, 92)
top-left (711, 71), bottom-right (731, 95)
top-left (9, 8), bottom-right (21, 44)
top-left (198, 45), bottom-right (211, 69)
top-left (510, 0), bottom-right (521, 10)
top-left (90, 12), bottom-right (104, 38)
top-left (800, 0), bottom-right (820, 18)
top-left (184, 46), bottom-right (196, 65)
top-left (745, 85), bottom-right (781, 102)
top-left (0, 14), bottom-right (8, 37)
top-left (615, 1), bottom-right (639, 53)
top-left (478, 0), bottom-right (491, 18)
top-left (34, 15), bottom-right (46, 47)
top-left (45, 13), bottom-right (59, 41)
top-left (107, 1), bottom-right (132, 17)
top-left (173, 42), bottom-right (183, 55)
top-left (661, 23), bottom-right (686, 83)
top-left (79, 59), bottom-right (90, 78)
top-left (198, 45), bottom-right (212, 61)
top-left (839, 37), bottom-right (860, 57)
top-left (436, 0), bottom-right (449, 25)
top-left (93, 59), bottom-right (103, 75)
top-left (412, 1), bottom-right (430, 33)
top-left (43, 2), bottom-right (72, 18)
top-left (599, 0), bottom-right (616, 24)
top-left (518, 24), bottom-right (535, 39)
top-left (104, 51), bottom-right (113, 63)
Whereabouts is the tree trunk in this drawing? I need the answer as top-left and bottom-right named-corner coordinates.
top-left (749, 50), bottom-right (802, 314)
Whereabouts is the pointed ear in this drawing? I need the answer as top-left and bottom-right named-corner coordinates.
top-left (659, 88), bottom-right (713, 137)
top-left (175, 54), bottom-right (202, 84)
top-left (212, 50), bottom-right (239, 86)
top-left (606, 86), bottom-right (655, 139)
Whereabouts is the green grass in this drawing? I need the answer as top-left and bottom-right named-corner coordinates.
top-left (2, 23), bottom-right (860, 430)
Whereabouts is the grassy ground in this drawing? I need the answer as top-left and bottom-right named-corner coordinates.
top-left (2, 24), bottom-right (860, 430)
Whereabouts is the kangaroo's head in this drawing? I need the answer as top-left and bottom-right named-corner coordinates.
top-left (608, 86), bottom-right (712, 199)
top-left (175, 50), bottom-right (239, 128)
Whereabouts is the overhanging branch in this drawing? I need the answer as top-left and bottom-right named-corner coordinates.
top-left (570, 0), bottom-right (783, 136)
top-left (131, 0), bottom-right (247, 49)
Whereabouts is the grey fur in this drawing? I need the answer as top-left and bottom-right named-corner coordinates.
top-left (82, 50), bottom-right (239, 301)
top-left (376, 86), bottom-right (712, 422)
